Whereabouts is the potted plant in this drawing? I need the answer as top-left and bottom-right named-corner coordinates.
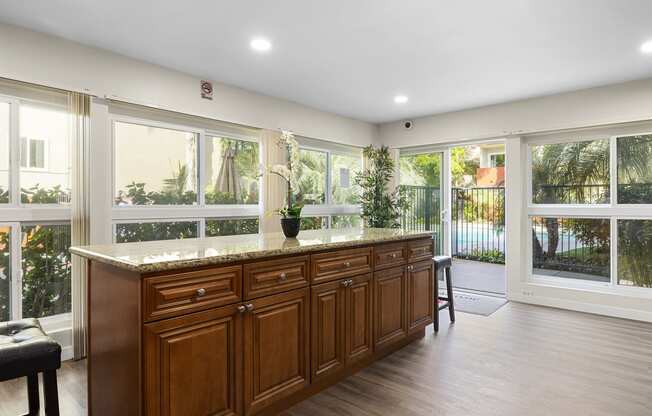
top-left (269, 131), bottom-right (303, 238)
top-left (354, 145), bottom-right (410, 228)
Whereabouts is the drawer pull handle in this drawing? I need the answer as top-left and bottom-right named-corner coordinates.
top-left (237, 305), bottom-right (247, 313)
top-left (196, 288), bottom-right (207, 297)
top-left (278, 272), bottom-right (287, 282)
top-left (343, 261), bottom-right (351, 268)
top-left (245, 303), bottom-right (254, 312)
top-left (342, 279), bottom-right (353, 287)
top-left (391, 253), bottom-right (397, 259)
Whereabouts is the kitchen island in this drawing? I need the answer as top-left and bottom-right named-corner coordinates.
top-left (71, 228), bottom-right (436, 416)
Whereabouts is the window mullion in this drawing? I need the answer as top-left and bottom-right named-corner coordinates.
top-left (9, 99), bottom-right (20, 206)
top-left (10, 222), bottom-right (21, 320)
top-left (198, 131), bottom-right (206, 206)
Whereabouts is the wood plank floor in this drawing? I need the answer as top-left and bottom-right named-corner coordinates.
top-left (1, 302), bottom-right (651, 416)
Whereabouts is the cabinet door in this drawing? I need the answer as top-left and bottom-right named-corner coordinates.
top-left (407, 260), bottom-right (434, 334)
top-left (373, 266), bottom-right (408, 350)
top-left (244, 288), bottom-right (310, 415)
top-left (143, 305), bottom-right (242, 416)
top-left (345, 273), bottom-right (373, 365)
top-left (311, 280), bottom-right (346, 381)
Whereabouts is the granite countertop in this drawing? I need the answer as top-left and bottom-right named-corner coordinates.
top-left (70, 228), bottom-right (433, 273)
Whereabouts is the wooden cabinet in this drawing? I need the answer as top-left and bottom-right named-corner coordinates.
top-left (374, 242), bottom-right (407, 271)
top-left (373, 266), bottom-right (408, 350)
top-left (407, 260), bottom-right (434, 334)
top-left (243, 288), bottom-right (310, 415)
top-left (408, 238), bottom-right (434, 263)
top-left (310, 273), bottom-right (373, 381)
top-left (243, 255), bottom-right (309, 300)
top-left (143, 305), bottom-right (242, 416)
top-left (311, 280), bottom-right (346, 381)
top-left (344, 273), bottom-right (373, 365)
top-left (311, 247), bottom-right (373, 284)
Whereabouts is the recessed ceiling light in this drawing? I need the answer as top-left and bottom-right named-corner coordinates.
top-left (250, 37), bottom-right (272, 52)
top-left (640, 40), bottom-right (652, 54)
top-left (394, 95), bottom-right (408, 104)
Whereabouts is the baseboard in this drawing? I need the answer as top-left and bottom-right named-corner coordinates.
top-left (509, 293), bottom-right (652, 323)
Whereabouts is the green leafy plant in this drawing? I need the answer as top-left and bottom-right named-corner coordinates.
top-left (355, 145), bottom-right (409, 228)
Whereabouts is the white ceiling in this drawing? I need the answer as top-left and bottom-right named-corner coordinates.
top-left (1, 0), bottom-right (652, 123)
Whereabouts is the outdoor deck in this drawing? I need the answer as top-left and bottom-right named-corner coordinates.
top-left (449, 258), bottom-right (505, 295)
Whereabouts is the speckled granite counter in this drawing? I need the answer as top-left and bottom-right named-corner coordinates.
top-left (70, 228), bottom-right (433, 273)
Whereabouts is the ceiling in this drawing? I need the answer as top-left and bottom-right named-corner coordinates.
top-left (1, 0), bottom-right (652, 123)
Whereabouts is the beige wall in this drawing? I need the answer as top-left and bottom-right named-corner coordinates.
top-left (379, 77), bottom-right (652, 147)
top-left (0, 23), bottom-right (378, 148)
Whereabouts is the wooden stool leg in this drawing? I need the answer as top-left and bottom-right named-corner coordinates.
top-left (43, 370), bottom-right (60, 416)
top-left (446, 267), bottom-right (455, 323)
top-left (26, 373), bottom-right (39, 416)
top-left (433, 267), bottom-right (439, 333)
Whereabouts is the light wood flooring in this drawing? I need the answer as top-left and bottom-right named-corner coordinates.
top-left (1, 302), bottom-right (650, 416)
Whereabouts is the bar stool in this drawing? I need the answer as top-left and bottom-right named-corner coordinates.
top-left (433, 255), bottom-right (455, 332)
top-left (0, 318), bottom-right (61, 416)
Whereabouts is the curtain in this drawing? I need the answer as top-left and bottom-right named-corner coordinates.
top-left (69, 92), bottom-right (91, 360)
top-left (260, 130), bottom-right (287, 233)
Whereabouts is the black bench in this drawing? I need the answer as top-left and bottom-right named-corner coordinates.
top-left (0, 318), bottom-right (61, 416)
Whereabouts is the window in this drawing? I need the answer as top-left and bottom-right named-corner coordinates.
top-left (114, 121), bottom-right (198, 206)
top-left (0, 102), bottom-right (10, 203)
top-left (292, 140), bottom-right (363, 228)
top-left (204, 136), bottom-right (259, 205)
top-left (531, 217), bottom-right (610, 282)
top-left (0, 225), bottom-right (10, 321)
top-left (489, 153), bottom-right (505, 168)
top-left (295, 148), bottom-right (327, 205)
top-left (617, 135), bottom-right (652, 204)
top-left (531, 140), bottom-right (609, 204)
top-left (20, 102), bottom-right (71, 204)
top-left (300, 216), bottom-right (328, 231)
top-left (527, 131), bottom-right (652, 291)
top-left (205, 218), bottom-right (259, 236)
top-left (331, 214), bottom-right (361, 229)
top-left (617, 220), bottom-right (652, 288)
top-left (110, 111), bottom-right (261, 244)
top-left (21, 223), bottom-right (72, 318)
top-left (0, 89), bottom-right (72, 326)
top-left (115, 221), bottom-right (199, 243)
top-left (20, 137), bottom-right (46, 169)
top-left (330, 154), bottom-right (361, 204)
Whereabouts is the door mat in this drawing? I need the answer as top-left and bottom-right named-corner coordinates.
top-left (442, 291), bottom-right (508, 316)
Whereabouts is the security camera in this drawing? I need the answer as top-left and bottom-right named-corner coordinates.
top-left (403, 120), bottom-right (413, 130)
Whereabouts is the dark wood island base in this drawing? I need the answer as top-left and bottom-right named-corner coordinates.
top-left (76, 230), bottom-right (435, 416)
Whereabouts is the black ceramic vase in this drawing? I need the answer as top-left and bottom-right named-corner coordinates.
top-left (281, 217), bottom-right (300, 238)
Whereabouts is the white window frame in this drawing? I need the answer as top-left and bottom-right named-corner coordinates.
top-left (488, 151), bottom-right (505, 168)
top-left (109, 114), bottom-right (262, 240)
top-left (525, 127), bottom-right (652, 298)
top-left (0, 93), bottom-right (72, 326)
top-left (297, 144), bottom-right (362, 228)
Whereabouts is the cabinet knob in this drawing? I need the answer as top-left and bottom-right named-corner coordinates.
top-left (245, 303), bottom-right (254, 312)
top-left (341, 280), bottom-right (349, 287)
top-left (278, 272), bottom-right (287, 282)
top-left (237, 305), bottom-right (247, 313)
top-left (196, 288), bottom-right (207, 297)
top-left (348, 279), bottom-right (354, 286)
top-left (407, 265), bottom-right (413, 271)
top-left (391, 253), bottom-right (397, 259)
top-left (343, 261), bottom-right (351, 268)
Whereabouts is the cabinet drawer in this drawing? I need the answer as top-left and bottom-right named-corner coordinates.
top-left (143, 266), bottom-right (242, 322)
top-left (408, 238), bottom-right (434, 262)
top-left (311, 247), bottom-right (373, 284)
top-left (243, 256), bottom-right (310, 300)
top-left (374, 242), bottom-right (407, 270)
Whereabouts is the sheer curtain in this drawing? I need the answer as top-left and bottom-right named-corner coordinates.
top-left (69, 92), bottom-right (91, 360)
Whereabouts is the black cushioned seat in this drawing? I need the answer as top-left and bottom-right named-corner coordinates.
top-left (0, 318), bottom-right (61, 415)
top-left (433, 255), bottom-right (452, 270)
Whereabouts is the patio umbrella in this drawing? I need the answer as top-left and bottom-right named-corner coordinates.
top-left (215, 144), bottom-right (242, 200)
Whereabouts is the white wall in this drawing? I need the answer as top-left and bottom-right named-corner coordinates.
top-left (379, 77), bottom-right (652, 147)
top-left (0, 23), bottom-right (377, 148)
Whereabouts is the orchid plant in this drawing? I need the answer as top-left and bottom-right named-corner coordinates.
top-left (269, 130), bottom-right (303, 218)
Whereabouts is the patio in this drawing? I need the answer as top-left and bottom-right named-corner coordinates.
top-left (448, 258), bottom-right (505, 295)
